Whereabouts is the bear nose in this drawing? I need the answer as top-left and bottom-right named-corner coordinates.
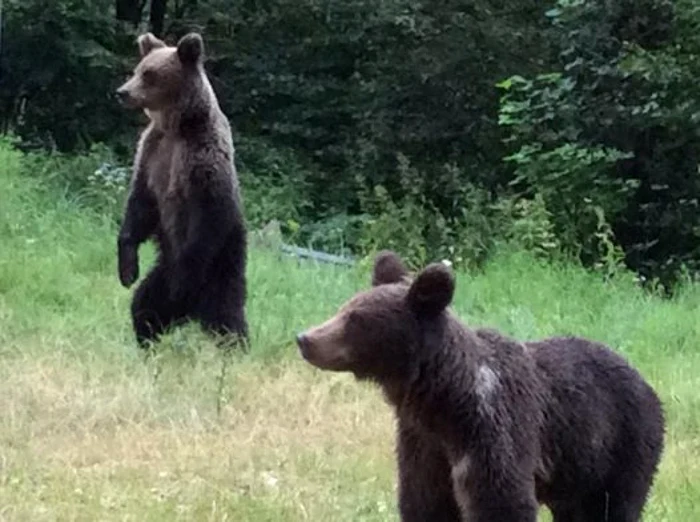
top-left (115, 89), bottom-right (129, 103)
top-left (296, 333), bottom-right (309, 351)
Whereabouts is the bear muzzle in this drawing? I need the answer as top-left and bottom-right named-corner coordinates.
top-left (115, 85), bottom-right (141, 108)
top-left (115, 88), bottom-right (132, 106)
top-left (295, 328), bottom-right (353, 372)
top-left (296, 333), bottom-right (313, 360)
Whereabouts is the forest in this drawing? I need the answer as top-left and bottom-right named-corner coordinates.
top-left (1, 0), bottom-right (697, 289)
top-left (1, 2), bottom-right (698, 519)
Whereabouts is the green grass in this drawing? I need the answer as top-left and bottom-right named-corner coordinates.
top-left (0, 142), bottom-right (698, 521)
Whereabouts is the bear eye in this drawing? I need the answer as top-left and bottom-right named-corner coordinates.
top-left (142, 69), bottom-right (157, 85)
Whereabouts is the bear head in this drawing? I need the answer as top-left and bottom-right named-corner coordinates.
top-left (115, 32), bottom-right (205, 111)
top-left (296, 251), bottom-right (455, 381)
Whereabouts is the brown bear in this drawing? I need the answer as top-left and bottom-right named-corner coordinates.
top-left (296, 251), bottom-right (665, 522)
top-left (115, 32), bottom-right (248, 348)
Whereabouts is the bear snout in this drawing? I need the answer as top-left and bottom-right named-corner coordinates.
top-left (115, 83), bottom-right (143, 108)
top-left (296, 332), bottom-right (318, 363)
top-left (295, 327), bottom-right (352, 371)
top-left (115, 88), bottom-right (131, 106)
top-left (296, 333), bottom-right (310, 354)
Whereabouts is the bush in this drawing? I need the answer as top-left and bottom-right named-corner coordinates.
top-left (20, 143), bottom-right (128, 219)
top-left (496, 0), bottom-right (700, 288)
top-left (235, 136), bottom-right (315, 241)
top-left (355, 153), bottom-right (506, 269)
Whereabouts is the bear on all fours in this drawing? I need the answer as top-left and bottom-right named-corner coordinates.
top-left (297, 251), bottom-right (665, 522)
top-left (115, 32), bottom-right (248, 348)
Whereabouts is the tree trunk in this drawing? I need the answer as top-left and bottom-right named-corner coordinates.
top-left (116, 0), bottom-right (143, 25)
top-left (149, 0), bottom-right (168, 37)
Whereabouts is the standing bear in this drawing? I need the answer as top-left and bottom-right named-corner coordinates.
top-left (115, 32), bottom-right (248, 348)
top-left (296, 251), bottom-right (665, 522)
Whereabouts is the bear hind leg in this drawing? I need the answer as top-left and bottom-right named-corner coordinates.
top-left (550, 489), bottom-right (645, 522)
top-left (550, 502), bottom-right (592, 522)
top-left (599, 458), bottom-right (659, 522)
top-left (201, 313), bottom-right (249, 351)
top-left (604, 482), bottom-right (652, 522)
top-left (131, 263), bottom-right (187, 349)
top-left (196, 278), bottom-right (249, 350)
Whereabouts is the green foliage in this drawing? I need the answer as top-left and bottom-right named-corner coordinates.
top-left (498, 74), bottom-right (636, 255)
top-left (356, 153), bottom-right (502, 269)
top-left (498, 68), bottom-right (636, 261)
top-left (20, 143), bottom-right (128, 218)
top-left (0, 0), bottom-right (552, 261)
top-left (0, 0), bottom-right (138, 150)
top-left (5, 0), bottom-right (700, 286)
top-left (497, 0), bottom-right (700, 288)
top-left (235, 136), bottom-right (314, 241)
top-left (495, 194), bottom-right (561, 260)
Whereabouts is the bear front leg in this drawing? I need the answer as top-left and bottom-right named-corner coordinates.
top-left (118, 178), bottom-right (158, 288)
top-left (396, 420), bottom-right (462, 522)
top-left (118, 240), bottom-right (139, 288)
top-left (450, 454), bottom-right (538, 522)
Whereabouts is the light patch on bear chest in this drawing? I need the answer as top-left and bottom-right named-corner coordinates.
top-left (145, 140), bottom-right (178, 198)
top-left (451, 454), bottom-right (471, 482)
top-left (142, 136), bottom-right (190, 250)
top-left (474, 364), bottom-right (501, 419)
top-left (450, 455), bottom-right (474, 515)
top-left (475, 364), bottom-right (500, 401)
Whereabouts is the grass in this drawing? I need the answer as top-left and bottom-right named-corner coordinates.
top-left (0, 142), bottom-right (698, 521)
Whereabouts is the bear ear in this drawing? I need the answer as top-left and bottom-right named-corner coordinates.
top-left (372, 250), bottom-right (409, 286)
top-left (177, 32), bottom-right (205, 66)
top-left (406, 263), bottom-right (455, 317)
top-left (138, 33), bottom-right (166, 57)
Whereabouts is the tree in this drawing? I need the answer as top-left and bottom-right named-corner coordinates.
top-left (499, 0), bottom-right (700, 286)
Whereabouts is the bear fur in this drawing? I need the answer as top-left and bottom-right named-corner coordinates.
top-left (296, 251), bottom-right (665, 522)
top-left (115, 32), bottom-right (248, 348)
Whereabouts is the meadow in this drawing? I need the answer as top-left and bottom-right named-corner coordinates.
top-left (0, 143), bottom-right (698, 521)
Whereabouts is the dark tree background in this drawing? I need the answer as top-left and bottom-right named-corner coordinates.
top-left (1, 0), bottom-right (699, 289)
